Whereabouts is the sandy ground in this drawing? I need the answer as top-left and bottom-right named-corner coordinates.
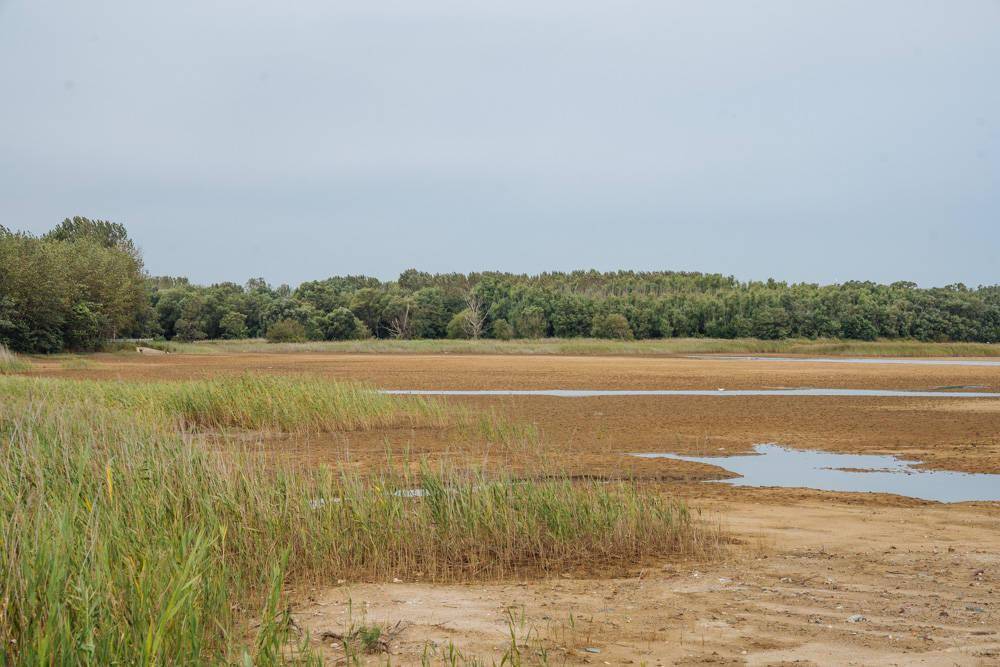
top-left (28, 352), bottom-right (1000, 664)
top-left (291, 495), bottom-right (999, 665)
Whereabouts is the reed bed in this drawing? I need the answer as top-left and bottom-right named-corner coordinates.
top-left (146, 336), bottom-right (1000, 358)
top-left (0, 378), bottom-right (720, 664)
top-left (0, 343), bottom-right (30, 373)
top-left (0, 374), bottom-right (447, 433)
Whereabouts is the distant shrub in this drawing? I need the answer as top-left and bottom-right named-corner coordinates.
top-left (218, 311), bottom-right (248, 339)
top-left (265, 319), bottom-right (306, 343)
top-left (174, 318), bottom-right (207, 342)
top-left (592, 313), bottom-right (634, 340)
top-left (446, 310), bottom-right (473, 339)
top-left (512, 306), bottom-right (548, 339)
top-left (323, 307), bottom-right (368, 340)
top-left (491, 318), bottom-right (514, 340)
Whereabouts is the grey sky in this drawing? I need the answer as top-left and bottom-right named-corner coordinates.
top-left (1, 1), bottom-right (997, 287)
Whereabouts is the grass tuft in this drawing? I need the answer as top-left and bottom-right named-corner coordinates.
top-left (58, 356), bottom-right (94, 370)
top-left (0, 343), bottom-right (30, 373)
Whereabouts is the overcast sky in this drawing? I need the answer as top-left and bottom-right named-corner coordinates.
top-left (1, 1), bottom-right (997, 287)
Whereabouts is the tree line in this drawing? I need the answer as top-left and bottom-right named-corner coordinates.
top-left (1, 219), bottom-right (152, 352)
top-left (2, 219), bottom-right (998, 352)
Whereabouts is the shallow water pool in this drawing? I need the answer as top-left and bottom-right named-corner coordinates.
top-left (686, 355), bottom-right (1000, 367)
top-left (384, 388), bottom-right (1000, 398)
top-left (633, 444), bottom-right (1000, 503)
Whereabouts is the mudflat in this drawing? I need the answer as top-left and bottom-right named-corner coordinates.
top-left (32, 352), bottom-right (1000, 474)
top-left (29, 352), bottom-right (1000, 664)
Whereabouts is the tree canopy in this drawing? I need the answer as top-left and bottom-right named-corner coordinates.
top-left (3, 219), bottom-right (999, 353)
top-left (1, 219), bottom-right (149, 352)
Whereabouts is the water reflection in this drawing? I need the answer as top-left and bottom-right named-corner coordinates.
top-left (687, 355), bottom-right (1000, 367)
top-left (384, 388), bottom-right (1000, 398)
top-left (633, 444), bottom-right (1000, 503)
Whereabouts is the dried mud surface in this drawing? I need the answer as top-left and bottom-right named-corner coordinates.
top-left (30, 352), bottom-right (1000, 475)
top-left (28, 352), bottom-right (1000, 664)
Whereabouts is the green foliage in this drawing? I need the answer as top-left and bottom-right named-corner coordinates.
top-left (512, 306), bottom-right (549, 339)
top-left (491, 318), bottom-right (514, 340)
top-left (0, 376), bottom-right (716, 664)
top-left (446, 309), bottom-right (474, 339)
top-left (218, 311), bottom-right (249, 339)
top-left (0, 344), bottom-right (29, 374)
top-left (1, 373), bottom-right (445, 433)
top-left (0, 223), bottom-right (148, 352)
top-left (63, 302), bottom-right (103, 349)
top-left (410, 287), bottom-right (452, 339)
top-left (174, 317), bottom-right (207, 342)
top-left (4, 217), bottom-right (1000, 350)
top-left (591, 313), bottom-right (634, 339)
top-left (265, 319), bottom-right (306, 343)
top-left (323, 307), bottom-right (367, 340)
top-left (43, 215), bottom-right (141, 263)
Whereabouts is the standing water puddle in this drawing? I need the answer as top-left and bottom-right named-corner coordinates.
top-left (686, 355), bottom-right (1000, 367)
top-left (384, 388), bottom-right (1000, 398)
top-left (633, 444), bottom-right (1000, 503)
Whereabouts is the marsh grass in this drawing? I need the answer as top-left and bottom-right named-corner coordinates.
top-left (0, 377), bottom-right (719, 664)
top-left (58, 355), bottom-right (95, 370)
top-left (458, 409), bottom-right (545, 464)
top-left (0, 343), bottom-right (30, 373)
top-left (143, 336), bottom-right (1000, 358)
top-left (0, 373), bottom-right (447, 433)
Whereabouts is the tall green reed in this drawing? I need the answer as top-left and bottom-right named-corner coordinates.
top-left (0, 343), bottom-right (30, 373)
top-left (0, 376), bottom-right (720, 664)
top-left (0, 373), bottom-right (446, 432)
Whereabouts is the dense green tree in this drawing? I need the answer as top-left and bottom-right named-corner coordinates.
top-left (410, 288), bottom-right (450, 339)
top-left (446, 309), bottom-right (474, 339)
top-left (490, 318), bottom-right (514, 340)
top-left (0, 224), bottom-right (147, 352)
top-left (550, 295), bottom-right (593, 337)
top-left (173, 317), bottom-right (206, 342)
top-left (218, 311), bottom-right (248, 339)
top-left (512, 306), bottom-right (549, 338)
top-left (591, 313), bottom-right (634, 339)
top-left (4, 220), bottom-right (1000, 350)
top-left (44, 216), bottom-right (142, 264)
top-left (266, 319), bottom-right (306, 343)
top-left (323, 307), bottom-right (367, 340)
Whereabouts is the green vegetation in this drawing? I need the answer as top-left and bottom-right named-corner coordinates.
top-left (491, 318), bottom-right (514, 340)
top-left (0, 218), bottom-right (150, 352)
top-left (0, 374), bottom-right (446, 433)
top-left (142, 270), bottom-right (1000, 346)
top-left (265, 318), bottom-right (308, 343)
top-left (0, 343), bottom-right (30, 373)
top-left (591, 312), bottom-right (634, 339)
top-left (5, 219), bottom-right (1000, 353)
top-left (137, 336), bottom-right (1000, 358)
top-left (0, 375), bottom-right (714, 664)
top-left (58, 356), bottom-right (95, 370)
